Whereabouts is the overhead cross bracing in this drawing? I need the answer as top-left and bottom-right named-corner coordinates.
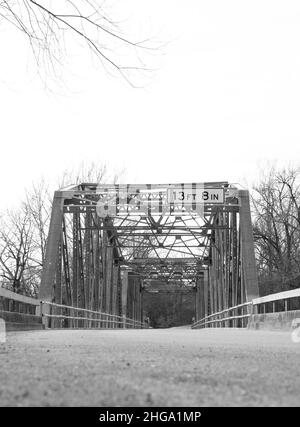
top-left (61, 182), bottom-right (233, 288)
top-left (39, 181), bottom-right (259, 327)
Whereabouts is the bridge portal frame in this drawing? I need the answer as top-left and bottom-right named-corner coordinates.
top-left (39, 182), bottom-right (259, 328)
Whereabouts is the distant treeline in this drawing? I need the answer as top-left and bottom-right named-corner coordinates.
top-left (143, 292), bottom-right (195, 328)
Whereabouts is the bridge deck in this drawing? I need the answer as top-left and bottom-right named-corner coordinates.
top-left (1, 328), bottom-right (299, 406)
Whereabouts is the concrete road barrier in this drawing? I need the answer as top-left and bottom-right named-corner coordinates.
top-left (248, 309), bottom-right (300, 331)
top-left (0, 310), bottom-right (44, 331)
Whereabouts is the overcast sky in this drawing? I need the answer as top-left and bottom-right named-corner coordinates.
top-left (1, 0), bottom-right (300, 209)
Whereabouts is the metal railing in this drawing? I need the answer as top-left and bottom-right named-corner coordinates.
top-left (0, 287), bottom-right (43, 330)
top-left (0, 287), bottom-right (148, 330)
top-left (0, 287), bottom-right (39, 313)
top-left (191, 301), bottom-right (252, 329)
top-left (192, 287), bottom-right (300, 329)
top-left (252, 288), bottom-right (300, 313)
top-left (40, 301), bottom-right (148, 329)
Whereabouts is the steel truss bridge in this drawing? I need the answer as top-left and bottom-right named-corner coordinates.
top-left (36, 181), bottom-right (259, 328)
top-left (2, 184), bottom-right (300, 407)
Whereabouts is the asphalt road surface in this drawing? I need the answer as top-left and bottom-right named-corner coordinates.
top-left (0, 327), bottom-right (300, 406)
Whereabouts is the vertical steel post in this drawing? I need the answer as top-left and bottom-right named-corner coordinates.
top-left (203, 269), bottom-right (209, 327)
top-left (238, 190), bottom-right (259, 301)
top-left (121, 269), bottom-right (128, 318)
top-left (39, 191), bottom-right (65, 328)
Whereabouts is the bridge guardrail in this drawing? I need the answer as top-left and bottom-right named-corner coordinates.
top-left (0, 287), bottom-right (148, 330)
top-left (191, 301), bottom-right (252, 329)
top-left (40, 300), bottom-right (148, 329)
top-left (191, 287), bottom-right (300, 329)
top-left (0, 287), bottom-right (39, 305)
top-left (0, 287), bottom-right (43, 331)
top-left (252, 288), bottom-right (300, 308)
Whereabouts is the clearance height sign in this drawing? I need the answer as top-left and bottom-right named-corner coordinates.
top-left (167, 187), bottom-right (224, 205)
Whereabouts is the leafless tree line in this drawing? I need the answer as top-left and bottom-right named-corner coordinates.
top-left (252, 166), bottom-right (300, 295)
top-left (0, 162), bottom-right (113, 296)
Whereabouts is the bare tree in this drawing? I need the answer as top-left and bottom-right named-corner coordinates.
top-left (0, 162), bottom-right (120, 295)
top-left (252, 166), bottom-right (300, 295)
top-left (0, 205), bottom-right (37, 295)
top-left (24, 178), bottom-right (52, 268)
top-left (0, 1), bottom-right (155, 85)
top-left (58, 161), bottom-right (118, 187)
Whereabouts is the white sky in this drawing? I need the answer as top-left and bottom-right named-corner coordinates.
top-left (1, 0), bottom-right (300, 209)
